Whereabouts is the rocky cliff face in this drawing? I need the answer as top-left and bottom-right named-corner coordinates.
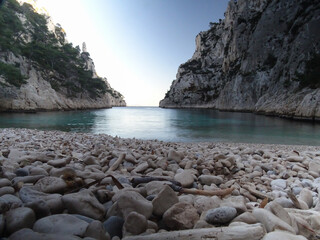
top-left (160, 0), bottom-right (320, 120)
top-left (0, 0), bottom-right (125, 112)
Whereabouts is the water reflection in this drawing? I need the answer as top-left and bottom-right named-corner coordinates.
top-left (0, 107), bottom-right (319, 145)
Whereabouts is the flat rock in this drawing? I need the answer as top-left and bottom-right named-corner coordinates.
top-left (198, 175), bottom-right (223, 186)
top-left (5, 207), bottom-right (36, 235)
top-left (124, 211), bottom-right (148, 235)
top-left (62, 189), bottom-right (106, 220)
top-left (252, 208), bottom-right (295, 233)
top-left (19, 187), bottom-right (63, 214)
top-left (9, 228), bottom-right (82, 240)
top-left (34, 176), bottom-right (68, 193)
top-left (103, 216), bottom-right (124, 239)
top-left (47, 158), bottom-right (67, 168)
top-left (108, 190), bottom-right (153, 219)
top-left (163, 202), bottom-right (199, 230)
top-left (205, 207), bottom-right (237, 225)
top-left (33, 214), bottom-right (89, 237)
top-left (152, 185), bottom-right (179, 216)
top-left (262, 231), bottom-right (307, 240)
top-left (174, 170), bottom-right (194, 188)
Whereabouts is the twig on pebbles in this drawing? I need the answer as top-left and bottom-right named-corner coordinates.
top-left (242, 186), bottom-right (274, 201)
top-left (170, 184), bottom-right (235, 197)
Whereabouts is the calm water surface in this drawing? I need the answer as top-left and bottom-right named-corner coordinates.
top-left (0, 107), bottom-right (319, 145)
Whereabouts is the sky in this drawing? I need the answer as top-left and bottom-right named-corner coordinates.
top-left (36, 0), bottom-right (230, 106)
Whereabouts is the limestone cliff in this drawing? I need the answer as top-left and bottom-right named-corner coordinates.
top-left (0, 0), bottom-right (125, 112)
top-left (160, 0), bottom-right (320, 120)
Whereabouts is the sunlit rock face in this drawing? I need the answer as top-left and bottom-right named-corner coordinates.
top-left (160, 0), bottom-right (320, 120)
top-left (0, 0), bottom-right (125, 112)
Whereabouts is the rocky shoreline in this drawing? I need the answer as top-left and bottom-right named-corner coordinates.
top-left (0, 128), bottom-right (319, 239)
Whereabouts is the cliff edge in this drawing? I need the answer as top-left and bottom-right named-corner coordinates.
top-left (0, 0), bottom-right (126, 112)
top-left (160, 0), bottom-right (320, 120)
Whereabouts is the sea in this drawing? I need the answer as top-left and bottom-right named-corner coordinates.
top-left (0, 107), bottom-right (319, 146)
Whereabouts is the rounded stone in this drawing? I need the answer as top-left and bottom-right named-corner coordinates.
top-left (103, 216), bottom-right (124, 239)
top-left (5, 207), bottom-right (36, 235)
top-left (205, 207), bottom-right (237, 224)
top-left (163, 202), bottom-right (199, 230)
top-left (174, 170), bottom-right (194, 188)
top-left (124, 211), bottom-right (148, 235)
top-left (198, 175), bottom-right (223, 186)
top-left (33, 214), bottom-right (89, 236)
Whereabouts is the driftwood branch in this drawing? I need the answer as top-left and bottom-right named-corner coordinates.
top-left (242, 186), bottom-right (274, 201)
top-left (170, 184), bottom-right (234, 197)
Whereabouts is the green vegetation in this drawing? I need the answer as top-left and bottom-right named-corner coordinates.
top-left (0, 62), bottom-right (26, 87)
top-left (0, 0), bottom-right (110, 98)
top-left (295, 53), bottom-right (320, 89)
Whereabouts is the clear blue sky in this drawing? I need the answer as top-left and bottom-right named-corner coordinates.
top-left (36, 0), bottom-right (230, 106)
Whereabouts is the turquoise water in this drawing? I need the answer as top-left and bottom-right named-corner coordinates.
top-left (0, 107), bottom-right (319, 145)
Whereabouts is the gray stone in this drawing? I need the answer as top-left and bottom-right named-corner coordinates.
top-left (24, 200), bottom-right (51, 219)
top-left (252, 208), bottom-right (295, 233)
top-left (194, 196), bottom-right (221, 214)
top-left (298, 188), bottom-right (313, 208)
top-left (174, 170), bottom-right (194, 187)
top-left (15, 168), bottom-right (29, 176)
top-left (0, 186), bottom-right (15, 197)
top-left (270, 179), bottom-right (286, 190)
top-left (198, 175), bottom-right (223, 186)
top-left (168, 149), bottom-right (183, 162)
top-left (145, 181), bottom-right (170, 195)
top-left (0, 214), bottom-right (4, 236)
top-left (0, 179), bottom-right (11, 188)
top-left (205, 207), bottom-right (237, 225)
top-left (124, 211), bottom-right (148, 235)
top-left (34, 176), bottom-right (68, 193)
top-left (9, 228), bottom-right (82, 240)
top-left (47, 158), bottom-right (67, 168)
top-left (103, 216), bottom-right (124, 239)
top-left (274, 197), bottom-right (294, 208)
top-left (0, 194), bottom-right (22, 213)
top-left (84, 220), bottom-right (108, 240)
top-left (62, 189), bottom-right (106, 220)
top-left (163, 202), bottom-right (199, 230)
top-left (152, 185), bottom-right (178, 216)
top-left (5, 207), bottom-right (36, 235)
top-left (29, 167), bottom-right (48, 176)
top-left (108, 190), bottom-right (153, 219)
top-left (33, 214), bottom-right (89, 237)
top-left (19, 187), bottom-right (63, 214)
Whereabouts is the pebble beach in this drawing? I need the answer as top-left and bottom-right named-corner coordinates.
top-left (0, 128), bottom-right (319, 239)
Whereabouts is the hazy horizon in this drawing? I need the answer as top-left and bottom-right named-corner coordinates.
top-left (34, 0), bottom-right (229, 106)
